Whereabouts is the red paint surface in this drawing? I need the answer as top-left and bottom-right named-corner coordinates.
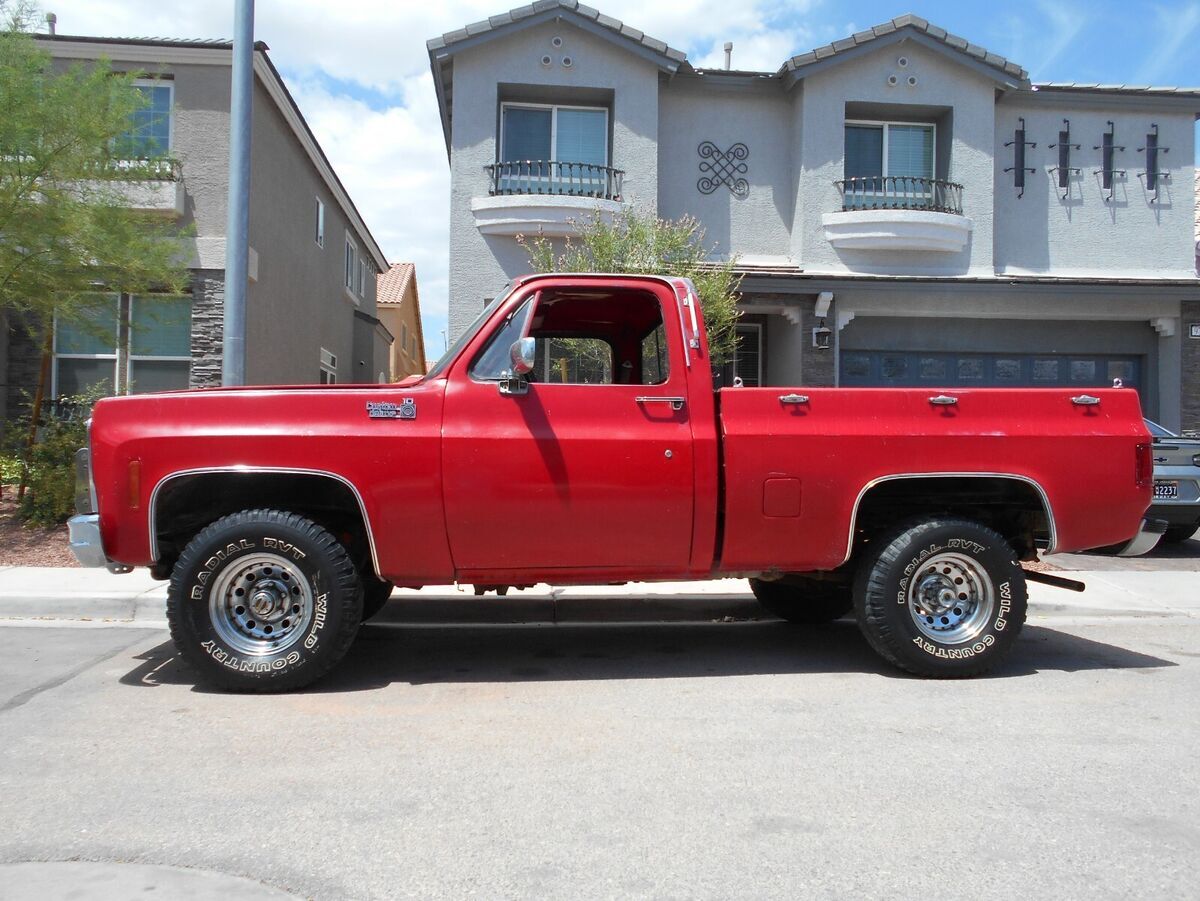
top-left (88, 273), bottom-right (1151, 583)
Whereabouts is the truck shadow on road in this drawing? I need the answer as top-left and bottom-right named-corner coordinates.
top-left (119, 620), bottom-right (1176, 692)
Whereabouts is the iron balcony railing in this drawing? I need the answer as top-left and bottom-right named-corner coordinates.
top-left (835, 176), bottom-right (963, 214)
top-left (485, 160), bottom-right (624, 201)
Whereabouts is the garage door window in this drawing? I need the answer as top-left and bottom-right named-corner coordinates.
top-left (841, 351), bottom-right (1141, 389)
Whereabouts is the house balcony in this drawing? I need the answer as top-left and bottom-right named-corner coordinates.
top-left (98, 158), bottom-right (184, 217)
top-left (823, 176), bottom-right (972, 253)
top-left (471, 161), bottom-right (626, 238)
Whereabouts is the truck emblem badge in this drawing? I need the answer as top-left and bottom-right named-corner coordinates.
top-left (366, 399), bottom-right (416, 420)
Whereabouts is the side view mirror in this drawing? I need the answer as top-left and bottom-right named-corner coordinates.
top-left (510, 337), bottom-right (535, 375)
top-left (499, 337), bottom-right (536, 396)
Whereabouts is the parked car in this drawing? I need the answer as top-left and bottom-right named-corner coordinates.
top-left (1145, 419), bottom-right (1200, 544)
top-left (68, 274), bottom-right (1157, 690)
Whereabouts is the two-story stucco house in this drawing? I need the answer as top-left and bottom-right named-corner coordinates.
top-left (1, 33), bottom-right (393, 421)
top-left (429, 1), bottom-right (1200, 431)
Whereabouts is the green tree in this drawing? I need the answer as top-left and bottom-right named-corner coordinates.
top-left (0, 0), bottom-right (188, 324)
top-left (518, 208), bottom-right (742, 365)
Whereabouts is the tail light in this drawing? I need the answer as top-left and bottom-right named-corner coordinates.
top-left (1135, 442), bottom-right (1152, 488)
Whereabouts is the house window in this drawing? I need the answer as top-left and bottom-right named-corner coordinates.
top-left (734, 324), bottom-right (763, 387)
top-left (844, 120), bottom-right (935, 208)
top-left (411, 336), bottom-right (418, 359)
top-left (319, 348), bottom-right (337, 384)
top-left (357, 257), bottom-right (367, 297)
top-left (53, 296), bottom-right (121, 398)
top-left (117, 80), bottom-right (173, 157)
top-left (128, 295), bottom-right (192, 392)
top-left (400, 323), bottom-right (409, 355)
top-left (53, 294), bottom-right (191, 397)
top-left (498, 103), bottom-right (609, 195)
top-left (315, 198), bottom-right (325, 247)
top-left (344, 236), bottom-right (357, 292)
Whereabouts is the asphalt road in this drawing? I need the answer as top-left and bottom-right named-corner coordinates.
top-left (1, 608), bottom-right (1198, 900)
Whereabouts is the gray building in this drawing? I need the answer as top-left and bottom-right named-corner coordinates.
top-left (429, 2), bottom-right (1200, 430)
top-left (2, 34), bottom-right (390, 419)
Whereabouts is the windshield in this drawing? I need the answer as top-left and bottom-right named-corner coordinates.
top-left (1144, 418), bottom-right (1178, 439)
top-left (424, 284), bottom-right (514, 380)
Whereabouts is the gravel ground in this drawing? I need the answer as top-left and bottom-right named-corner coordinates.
top-left (0, 489), bottom-right (77, 568)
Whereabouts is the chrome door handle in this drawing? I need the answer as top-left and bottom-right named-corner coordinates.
top-left (1071, 395), bottom-right (1101, 406)
top-left (928, 395), bottom-right (958, 405)
top-left (779, 394), bottom-right (809, 404)
top-left (636, 396), bottom-right (686, 411)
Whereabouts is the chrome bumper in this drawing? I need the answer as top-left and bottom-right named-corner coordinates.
top-left (1116, 517), bottom-right (1168, 557)
top-left (67, 514), bottom-right (108, 568)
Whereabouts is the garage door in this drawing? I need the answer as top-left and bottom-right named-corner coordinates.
top-left (840, 350), bottom-right (1141, 389)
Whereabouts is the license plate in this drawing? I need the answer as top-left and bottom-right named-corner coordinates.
top-left (1154, 481), bottom-right (1179, 499)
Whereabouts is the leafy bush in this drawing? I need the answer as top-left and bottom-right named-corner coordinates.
top-left (518, 208), bottom-right (742, 366)
top-left (4, 390), bottom-right (102, 526)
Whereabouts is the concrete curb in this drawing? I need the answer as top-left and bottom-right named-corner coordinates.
top-left (0, 568), bottom-right (1196, 626)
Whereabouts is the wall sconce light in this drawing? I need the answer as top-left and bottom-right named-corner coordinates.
top-left (812, 321), bottom-right (832, 350)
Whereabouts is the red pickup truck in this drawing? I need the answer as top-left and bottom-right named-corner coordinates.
top-left (70, 273), bottom-right (1159, 690)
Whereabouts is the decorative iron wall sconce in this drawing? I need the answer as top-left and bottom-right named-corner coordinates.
top-left (1004, 117), bottom-right (1037, 198)
top-left (812, 322), bottom-right (832, 350)
top-left (1093, 121), bottom-right (1126, 202)
top-left (697, 142), bottom-right (749, 198)
top-left (1048, 118), bottom-right (1081, 200)
top-left (1137, 124), bottom-right (1170, 202)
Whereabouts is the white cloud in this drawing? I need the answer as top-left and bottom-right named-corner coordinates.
top-left (42, 0), bottom-right (841, 358)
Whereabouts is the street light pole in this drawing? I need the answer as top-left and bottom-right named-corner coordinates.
top-left (222, 0), bottom-right (254, 386)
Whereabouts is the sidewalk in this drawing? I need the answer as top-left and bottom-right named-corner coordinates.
top-left (0, 565), bottom-right (1195, 625)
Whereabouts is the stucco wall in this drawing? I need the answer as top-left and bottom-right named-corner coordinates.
top-left (447, 19), bottom-right (661, 338)
top-left (246, 78), bottom-right (377, 385)
top-left (792, 41), bottom-right (997, 276)
top-left (657, 78), bottom-right (793, 260)
top-left (993, 101), bottom-right (1196, 277)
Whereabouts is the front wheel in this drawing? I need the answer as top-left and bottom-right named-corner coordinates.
top-left (853, 518), bottom-right (1027, 678)
top-left (167, 509), bottom-right (363, 692)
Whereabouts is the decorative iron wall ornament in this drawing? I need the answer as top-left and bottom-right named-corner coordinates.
top-left (697, 141), bottom-right (749, 197)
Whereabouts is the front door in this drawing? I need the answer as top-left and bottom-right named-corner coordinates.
top-left (441, 284), bottom-right (695, 575)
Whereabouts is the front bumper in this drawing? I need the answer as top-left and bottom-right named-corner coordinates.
top-left (68, 514), bottom-right (107, 567)
top-left (1116, 517), bottom-right (1168, 557)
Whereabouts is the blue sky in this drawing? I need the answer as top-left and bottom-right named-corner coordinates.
top-left (47, 1), bottom-right (1200, 364)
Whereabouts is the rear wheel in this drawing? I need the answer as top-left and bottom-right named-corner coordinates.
top-left (167, 509), bottom-right (362, 692)
top-left (853, 517), bottom-right (1027, 678)
top-left (1161, 524), bottom-right (1197, 544)
top-left (749, 577), bottom-right (852, 624)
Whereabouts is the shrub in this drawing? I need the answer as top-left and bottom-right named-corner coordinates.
top-left (5, 390), bottom-right (103, 526)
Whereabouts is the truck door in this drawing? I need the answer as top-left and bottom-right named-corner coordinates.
top-left (441, 282), bottom-right (695, 574)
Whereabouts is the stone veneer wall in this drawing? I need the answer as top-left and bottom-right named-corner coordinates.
top-left (801, 303), bottom-right (835, 387)
top-left (189, 269), bottom-right (224, 389)
top-left (3, 311), bottom-right (46, 423)
top-left (1182, 299), bottom-right (1200, 435)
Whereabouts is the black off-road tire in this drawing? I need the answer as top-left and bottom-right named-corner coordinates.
top-left (1161, 524), bottom-right (1197, 544)
top-left (853, 517), bottom-right (1027, 678)
top-left (749, 577), bottom-right (853, 624)
top-left (361, 575), bottom-right (395, 620)
top-left (167, 509), bottom-right (362, 692)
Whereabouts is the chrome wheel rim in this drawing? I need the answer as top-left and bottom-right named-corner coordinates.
top-left (907, 552), bottom-right (995, 645)
top-left (209, 552), bottom-right (313, 656)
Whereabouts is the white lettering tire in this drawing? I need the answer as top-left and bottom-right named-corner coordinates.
top-left (167, 509), bottom-right (363, 692)
top-left (853, 517), bottom-right (1027, 678)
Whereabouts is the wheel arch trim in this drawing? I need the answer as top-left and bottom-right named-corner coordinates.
top-left (842, 472), bottom-right (1058, 566)
top-left (147, 466), bottom-right (381, 575)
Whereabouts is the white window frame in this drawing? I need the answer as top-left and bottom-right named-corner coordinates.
top-left (734, 322), bottom-right (763, 387)
top-left (315, 198), bottom-right (325, 248)
top-left (128, 78), bottom-right (175, 157)
top-left (844, 119), bottom-right (937, 203)
top-left (344, 233), bottom-right (358, 300)
top-left (357, 257), bottom-right (367, 298)
top-left (126, 295), bottom-right (192, 393)
top-left (499, 102), bottom-right (610, 165)
top-left (51, 295), bottom-right (122, 399)
top-left (320, 347), bottom-right (337, 384)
